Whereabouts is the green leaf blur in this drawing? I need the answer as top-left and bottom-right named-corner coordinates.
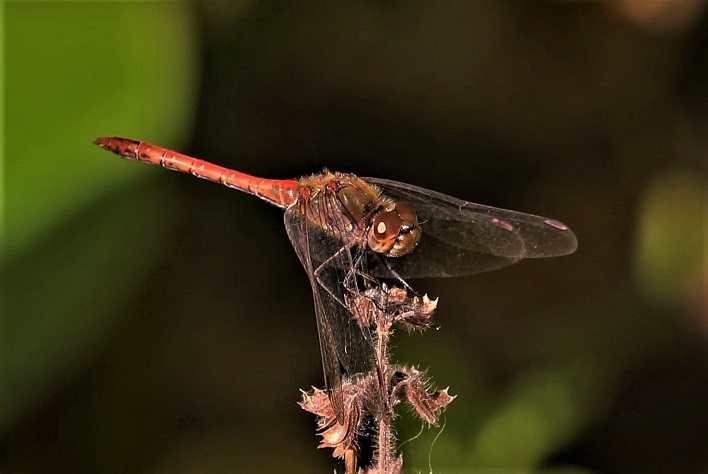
top-left (3, 0), bottom-right (196, 438)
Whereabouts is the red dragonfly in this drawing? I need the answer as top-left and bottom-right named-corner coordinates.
top-left (95, 136), bottom-right (577, 420)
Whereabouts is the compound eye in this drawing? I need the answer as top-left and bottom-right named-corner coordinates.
top-left (395, 202), bottom-right (418, 227)
top-left (388, 201), bottom-right (421, 257)
top-left (368, 211), bottom-right (402, 254)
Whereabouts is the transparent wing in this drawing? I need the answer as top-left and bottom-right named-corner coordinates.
top-left (365, 177), bottom-right (578, 278)
top-left (284, 205), bottom-right (374, 421)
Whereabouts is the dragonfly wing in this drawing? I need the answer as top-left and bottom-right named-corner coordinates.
top-left (365, 223), bottom-right (523, 278)
top-left (365, 177), bottom-right (578, 278)
top-left (284, 207), bottom-right (374, 420)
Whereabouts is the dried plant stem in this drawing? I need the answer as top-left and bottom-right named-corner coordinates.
top-left (373, 311), bottom-right (394, 472)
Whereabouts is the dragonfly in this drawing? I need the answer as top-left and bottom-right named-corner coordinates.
top-left (94, 136), bottom-right (577, 421)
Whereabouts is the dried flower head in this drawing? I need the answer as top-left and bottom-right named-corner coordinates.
top-left (346, 284), bottom-right (438, 330)
top-left (299, 379), bottom-right (370, 458)
top-left (390, 367), bottom-right (455, 425)
top-left (304, 282), bottom-right (448, 473)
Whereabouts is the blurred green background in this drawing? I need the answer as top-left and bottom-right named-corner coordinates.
top-left (2, 1), bottom-right (706, 473)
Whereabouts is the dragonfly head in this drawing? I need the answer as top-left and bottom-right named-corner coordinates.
top-left (367, 201), bottom-right (421, 257)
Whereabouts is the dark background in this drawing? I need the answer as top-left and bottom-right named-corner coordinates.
top-left (3, 1), bottom-right (706, 473)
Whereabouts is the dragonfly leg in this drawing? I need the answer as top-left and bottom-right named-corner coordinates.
top-left (373, 254), bottom-right (418, 295)
top-left (312, 243), bottom-right (358, 309)
top-left (312, 243), bottom-right (380, 303)
top-left (350, 250), bottom-right (380, 290)
top-left (312, 246), bottom-right (376, 343)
